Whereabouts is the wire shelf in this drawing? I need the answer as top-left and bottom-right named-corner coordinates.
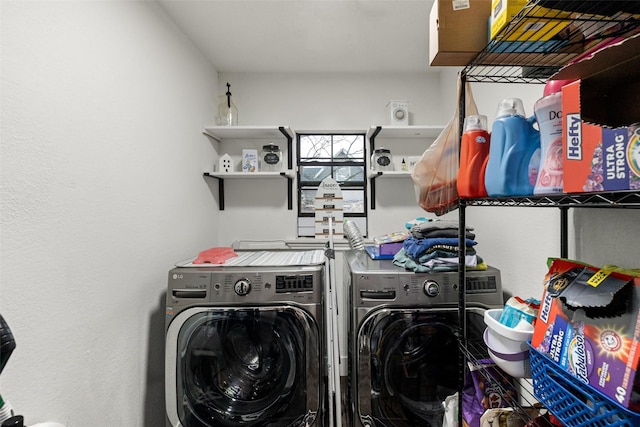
top-left (463, 1), bottom-right (640, 83)
top-left (460, 191), bottom-right (640, 209)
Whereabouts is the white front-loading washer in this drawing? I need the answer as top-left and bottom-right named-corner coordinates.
top-left (165, 256), bottom-right (325, 427)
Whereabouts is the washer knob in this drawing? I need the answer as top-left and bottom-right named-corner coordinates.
top-left (234, 279), bottom-right (251, 296)
top-left (423, 280), bottom-right (439, 297)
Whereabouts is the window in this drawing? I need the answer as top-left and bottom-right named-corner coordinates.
top-left (297, 133), bottom-right (367, 237)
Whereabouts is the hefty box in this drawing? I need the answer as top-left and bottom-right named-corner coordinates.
top-left (429, 0), bottom-right (491, 66)
top-left (562, 80), bottom-right (640, 192)
top-left (531, 259), bottom-right (640, 411)
top-left (557, 34), bottom-right (640, 193)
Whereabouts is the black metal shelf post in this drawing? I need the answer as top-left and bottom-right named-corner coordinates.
top-left (455, 2), bottom-right (640, 425)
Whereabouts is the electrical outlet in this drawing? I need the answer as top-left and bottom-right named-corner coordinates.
top-left (218, 154), bottom-right (233, 173)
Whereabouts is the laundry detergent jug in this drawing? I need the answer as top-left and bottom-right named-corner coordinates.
top-left (485, 98), bottom-right (540, 197)
top-left (457, 115), bottom-right (490, 198)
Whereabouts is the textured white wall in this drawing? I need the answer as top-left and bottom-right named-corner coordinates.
top-left (216, 71), bottom-right (451, 244)
top-left (2, 3), bottom-right (638, 425)
top-left (1, 1), bottom-right (218, 425)
top-left (219, 69), bottom-right (640, 301)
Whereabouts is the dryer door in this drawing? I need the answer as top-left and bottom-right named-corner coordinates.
top-left (166, 306), bottom-right (321, 427)
top-left (355, 307), bottom-right (486, 427)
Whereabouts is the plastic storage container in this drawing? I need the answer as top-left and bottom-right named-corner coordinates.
top-left (484, 98), bottom-right (541, 197)
top-left (457, 114), bottom-right (490, 198)
top-left (529, 345), bottom-right (640, 427)
top-left (483, 309), bottom-right (533, 378)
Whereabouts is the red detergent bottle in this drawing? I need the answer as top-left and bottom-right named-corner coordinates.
top-left (458, 115), bottom-right (490, 198)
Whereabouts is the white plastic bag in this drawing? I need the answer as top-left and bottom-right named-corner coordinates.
top-left (412, 74), bottom-right (478, 215)
top-left (442, 392), bottom-right (459, 427)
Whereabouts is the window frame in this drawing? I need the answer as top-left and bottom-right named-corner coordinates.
top-left (296, 132), bottom-right (368, 236)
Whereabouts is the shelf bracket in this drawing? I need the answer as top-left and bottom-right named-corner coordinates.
top-left (279, 126), bottom-right (294, 210)
top-left (203, 173), bottom-right (225, 210)
top-left (281, 172), bottom-right (293, 210)
top-left (368, 126), bottom-right (382, 210)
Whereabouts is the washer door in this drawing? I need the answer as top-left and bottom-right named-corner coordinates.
top-left (355, 308), bottom-right (486, 427)
top-left (166, 306), bottom-right (321, 427)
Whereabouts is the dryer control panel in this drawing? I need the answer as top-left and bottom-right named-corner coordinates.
top-left (276, 274), bottom-right (314, 293)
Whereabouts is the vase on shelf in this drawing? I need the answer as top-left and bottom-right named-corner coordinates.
top-left (217, 82), bottom-right (238, 126)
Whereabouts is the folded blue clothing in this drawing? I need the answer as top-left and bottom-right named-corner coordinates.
top-left (403, 236), bottom-right (477, 259)
top-left (392, 248), bottom-right (484, 273)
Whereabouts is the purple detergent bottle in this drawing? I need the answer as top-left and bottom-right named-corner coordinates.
top-left (485, 98), bottom-right (541, 197)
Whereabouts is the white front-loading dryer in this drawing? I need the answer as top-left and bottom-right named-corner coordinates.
top-left (165, 260), bottom-right (325, 427)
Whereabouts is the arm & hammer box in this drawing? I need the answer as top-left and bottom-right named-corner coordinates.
top-left (557, 34), bottom-right (640, 193)
top-left (531, 258), bottom-right (640, 411)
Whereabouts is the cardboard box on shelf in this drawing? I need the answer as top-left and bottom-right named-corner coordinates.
top-left (489, 0), bottom-right (571, 41)
top-left (557, 35), bottom-right (640, 193)
top-left (562, 82), bottom-right (632, 193)
top-left (429, 0), bottom-right (491, 66)
top-left (531, 258), bottom-right (640, 411)
top-left (553, 34), bottom-right (640, 129)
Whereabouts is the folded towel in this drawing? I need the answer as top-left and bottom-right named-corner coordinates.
top-left (193, 247), bottom-right (238, 264)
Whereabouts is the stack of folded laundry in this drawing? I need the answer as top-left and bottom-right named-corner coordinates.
top-left (392, 220), bottom-right (487, 272)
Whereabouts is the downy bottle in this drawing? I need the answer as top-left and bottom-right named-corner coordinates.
top-left (533, 81), bottom-right (568, 194)
top-left (485, 98), bottom-right (541, 197)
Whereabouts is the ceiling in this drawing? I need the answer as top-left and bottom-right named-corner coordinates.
top-left (157, 0), bottom-right (437, 73)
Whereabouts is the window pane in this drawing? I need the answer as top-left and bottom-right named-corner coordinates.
top-left (335, 165), bottom-right (364, 184)
top-left (300, 165), bottom-right (364, 185)
top-left (299, 134), bottom-right (365, 161)
top-left (300, 189), bottom-right (317, 214)
top-left (299, 165), bottom-right (332, 184)
top-left (342, 190), bottom-right (365, 213)
top-left (333, 135), bottom-right (365, 161)
top-left (299, 135), bottom-right (333, 160)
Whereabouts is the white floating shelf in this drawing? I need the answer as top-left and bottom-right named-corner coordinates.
top-left (206, 171), bottom-right (295, 179)
top-left (367, 171), bottom-right (412, 179)
top-left (366, 125), bottom-right (445, 140)
top-left (203, 125), bottom-right (294, 141)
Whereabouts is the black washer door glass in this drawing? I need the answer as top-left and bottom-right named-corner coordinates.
top-left (367, 310), bottom-right (484, 427)
top-left (176, 308), bottom-right (314, 427)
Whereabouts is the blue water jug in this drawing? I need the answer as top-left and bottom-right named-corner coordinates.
top-left (485, 98), bottom-right (541, 197)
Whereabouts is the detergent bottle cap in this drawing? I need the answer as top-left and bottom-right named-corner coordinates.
top-left (496, 98), bottom-right (525, 118)
top-left (543, 78), bottom-right (575, 96)
top-left (463, 115), bottom-right (488, 132)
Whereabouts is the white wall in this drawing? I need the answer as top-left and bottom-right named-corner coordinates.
top-left (216, 71), bottom-right (452, 244)
top-left (219, 68), bottom-right (640, 302)
top-left (2, 3), bottom-right (638, 425)
top-left (1, 2), bottom-right (218, 425)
